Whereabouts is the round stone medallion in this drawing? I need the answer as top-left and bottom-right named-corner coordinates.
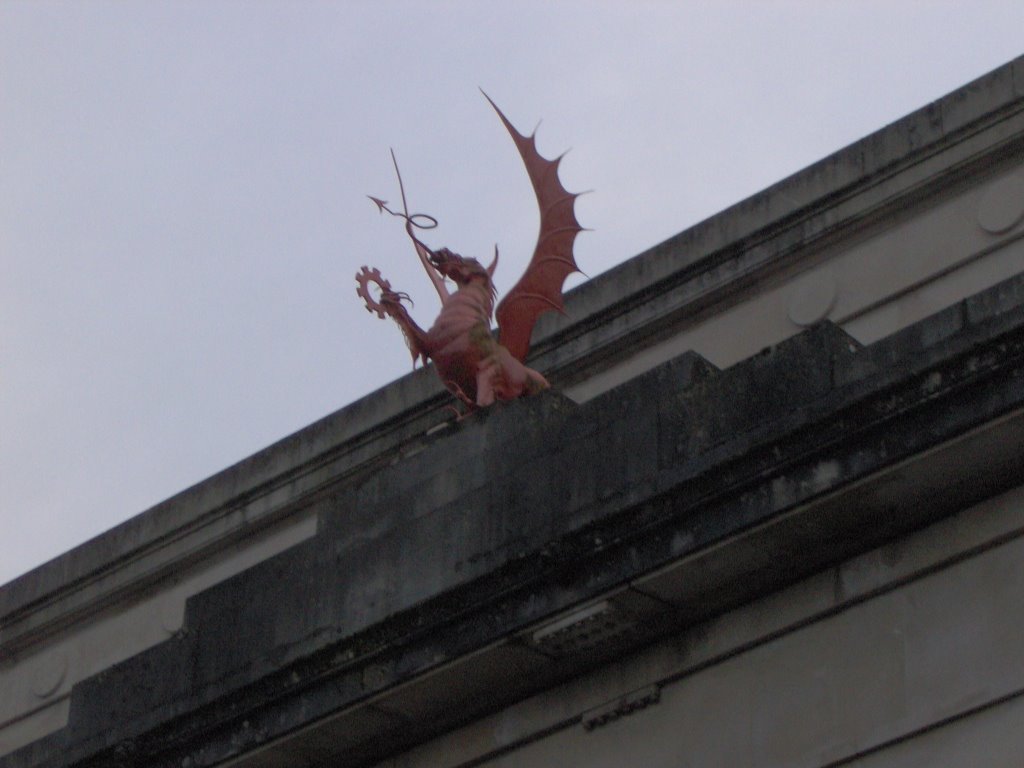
top-left (787, 269), bottom-right (838, 327)
top-left (31, 653), bottom-right (68, 698)
top-left (978, 174), bottom-right (1024, 234)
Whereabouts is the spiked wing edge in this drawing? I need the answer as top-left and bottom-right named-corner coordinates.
top-left (486, 94), bottom-right (583, 363)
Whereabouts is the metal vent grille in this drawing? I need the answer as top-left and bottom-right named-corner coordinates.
top-left (529, 601), bottom-right (640, 656)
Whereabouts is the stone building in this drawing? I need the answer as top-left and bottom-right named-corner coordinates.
top-left (3, 55), bottom-right (1024, 767)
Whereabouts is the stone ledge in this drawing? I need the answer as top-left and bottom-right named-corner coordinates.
top-left (5, 268), bottom-right (1024, 768)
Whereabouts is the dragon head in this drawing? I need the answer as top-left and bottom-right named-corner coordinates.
top-left (429, 247), bottom-right (499, 305)
top-left (428, 248), bottom-right (489, 284)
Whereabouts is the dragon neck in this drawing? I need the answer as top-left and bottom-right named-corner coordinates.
top-left (455, 278), bottom-right (497, 319)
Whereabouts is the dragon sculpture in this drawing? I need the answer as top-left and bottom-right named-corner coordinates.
top-left (357, 92), bottom-right (583, 413)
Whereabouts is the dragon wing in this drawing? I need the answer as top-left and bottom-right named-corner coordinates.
top-left (485, 93), bottom-right (583, 363)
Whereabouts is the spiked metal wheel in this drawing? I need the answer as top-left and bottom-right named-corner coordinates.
top-left (355, 266), bottom-right (392, 319)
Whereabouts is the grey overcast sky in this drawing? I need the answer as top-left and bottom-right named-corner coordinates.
top-left (2, 1), bottom-right (1022, 586)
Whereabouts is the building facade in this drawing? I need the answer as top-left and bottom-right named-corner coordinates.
top-left (3, 56), bottom-right (1024, 767)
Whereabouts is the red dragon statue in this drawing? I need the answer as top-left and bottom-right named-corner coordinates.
top-left (357, 93), bottom-right (583, 413)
